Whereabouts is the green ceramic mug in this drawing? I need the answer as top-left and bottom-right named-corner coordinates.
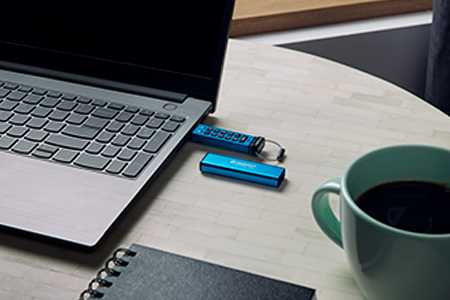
top-left (311, 144), bottom-right (450, 300)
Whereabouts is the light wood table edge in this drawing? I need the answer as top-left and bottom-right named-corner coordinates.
top-left (230, 0), bottom-right (433, 37)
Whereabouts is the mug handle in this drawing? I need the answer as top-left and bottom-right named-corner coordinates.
top-left (311, 178), bottom-right (343, 248)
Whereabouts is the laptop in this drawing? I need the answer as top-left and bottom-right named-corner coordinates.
top-left (0, 0), bottom-right (235, 248)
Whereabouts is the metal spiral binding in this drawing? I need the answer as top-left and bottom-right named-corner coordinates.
top-left (78, 247), bottom-right (137, 300)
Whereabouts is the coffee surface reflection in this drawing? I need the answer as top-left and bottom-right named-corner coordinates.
top-left (356, 180), bottom-right (450, 234)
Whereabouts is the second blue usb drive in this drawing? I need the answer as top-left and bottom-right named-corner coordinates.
top-left (200, 153), bottom-right (285, 188)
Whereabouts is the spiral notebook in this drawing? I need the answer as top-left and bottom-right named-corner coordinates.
top-left (79, 243), bottom-right (317, 300)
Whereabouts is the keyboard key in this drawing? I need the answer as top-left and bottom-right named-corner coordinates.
top-left (146, 118), bottom-right (164, 129)
top-left (14, 103), bottom-right (35, 115)
top-left (122, 152), bottom-right (153, 177)
top-left (128, 137), bottom-right (146, 150)
top-left (46, 134), bottom-right (89, 150)
top-left (102, 145), bottom-right (120, 157)
top-left (108, 103), bottom-right (124, 110)
top-left (96, 131), bottom-right (115, 143)
top-left (106, 121), bottom-right (124, 133)
top-left (57, 100), bottom-right (78, 111)
top-left (143, 131), bottom-right (170, 153)
top-left (3, 82), bottom-right (19, 90)
top-left (25, 130), bottom-right (49, 142)
top-left (3, 82), bottom-right (18, 90)
top-left (140, 109), bottom-right (154, 116)
top-left (111, 135), bottom-right (130, 147)
top-left (9, 115), bottom-right (30, 126)
top-left (76, 96), bottom-right (91, 104)
top-left (116, 111), bottom-right (133, 122)
top-left (0, 111), bottom-right (13, 122)
top-left (161, 121), bottom-right (179, 132)
top-left (0, 88), bottom-right (10, 98)
top-left (74, 104), bottom-right (95, 115)
top-left (0, 100), bottom-right (19, 111)
top-left (48, 110), bottom-right (69, 122)
top-left (0, 123), bottom-right (11, 134)
top-left (92, 99), bottom-right (107, 107)
top-left (0, 136), bottom-right (17, 149)
top-left (33, 149), bottom-right (54, 159)
top-left (74, 153), bottom-right (111, 170)
top-left (154, 112), bottom-right (170, 119)
top-left (31, 107), bottom-right (52, 118)
top-left (44, 121), bottom-right (66, 133)
top-left (84, 117), bottom-right (109, 129)
top-left (46, 90), bottom-right (62, 98)
top-left (31, 87), bottom-right (47, 95)
top-left (92, 107), bottom-right (118, 119)
top-left (106, 160), bottom-right (127, 174)
top-left (125, 106), bottom-right (140, 113)
top-left (33, 144), bottom-right (58, 159)
top-left (17, 85), bottom-right (33, 93)
top-left (86, 142), bottom-right (105, 154)
top-left (40, 97), bottom-right (60, 108)
top-left (37, 144), bottom-right (58, 153)
top-left (130, 115), bottom-right (149, 126)
top-left (6, 91), bottom-right (27, 101)
top-left (12, 140), bottom-right (37, 154)
top-left (23, 94), bottom-right (43, 105)
top-left (61, 93), bottom-right (77, 101)
top-left (7, 126), bottom-right (29, 138)
top-left (122, 124), bottom-right (139, 136)
top-left (66, 113), bottom-right (87, 125)
top-left (137, 127), bottom-right (155, 139)
top-left (170, 115), bottom-right (185, 122)
top-left (62, 125), bottom-right (101, 139)
top-left (27, 118), bottom-right (48, 129)
top-left (53, 149), bottom-right (79, 163)
top-left (118, 149), bottom-right (136, 161)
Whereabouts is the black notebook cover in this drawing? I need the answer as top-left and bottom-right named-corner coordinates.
top-left (80, 243), bottom-right (317, 300)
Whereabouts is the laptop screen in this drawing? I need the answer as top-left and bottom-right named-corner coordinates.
top-left (0, 1), bottom-right (235, 105)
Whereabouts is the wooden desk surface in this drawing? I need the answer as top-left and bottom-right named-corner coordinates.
top-left (1, 39), bottom-right (449, 300)
top-left (231, 0), bottom-right (433, 37)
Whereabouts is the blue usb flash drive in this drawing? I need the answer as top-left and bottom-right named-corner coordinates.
top-left (200, 153), bottom-right (285, 188)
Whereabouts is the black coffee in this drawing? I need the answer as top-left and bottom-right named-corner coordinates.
top-left (355, 180), bottom-right (450, 234)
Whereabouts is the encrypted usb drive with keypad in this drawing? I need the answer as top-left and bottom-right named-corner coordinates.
top-left (191, 124), bottom-right (265, 155)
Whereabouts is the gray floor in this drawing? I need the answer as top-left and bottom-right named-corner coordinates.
top-left (280, 24), bottom-right (431, 99)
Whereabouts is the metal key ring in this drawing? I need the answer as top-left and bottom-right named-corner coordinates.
top-left (255, 139), bottom-right (286, 162)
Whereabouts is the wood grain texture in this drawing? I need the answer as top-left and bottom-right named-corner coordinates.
top-left (231, 0), bottom-right (433, 37)
top-left (1, 39), bottom-right (449, 300)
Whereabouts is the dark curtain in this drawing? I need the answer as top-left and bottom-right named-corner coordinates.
top-left (425, 0), bottom-right (450, 115)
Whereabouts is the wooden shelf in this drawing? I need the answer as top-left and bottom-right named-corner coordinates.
top-left (230, 0), bottom-right (433, 37)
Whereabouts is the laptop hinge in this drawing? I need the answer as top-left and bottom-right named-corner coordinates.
top-left (135, 86), bottom-right (188, 103)
top-left (0, 60), bottom-right (189, 103)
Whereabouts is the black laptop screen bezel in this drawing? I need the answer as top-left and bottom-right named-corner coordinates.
top-left (0, 1), bottom-right (235, 111)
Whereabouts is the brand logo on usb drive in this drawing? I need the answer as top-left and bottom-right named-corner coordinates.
top-left (230, 159), bottom-right (256, 169)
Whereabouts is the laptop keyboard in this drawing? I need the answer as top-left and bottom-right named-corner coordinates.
top-left (0, 80), bottom-right (186, 178)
